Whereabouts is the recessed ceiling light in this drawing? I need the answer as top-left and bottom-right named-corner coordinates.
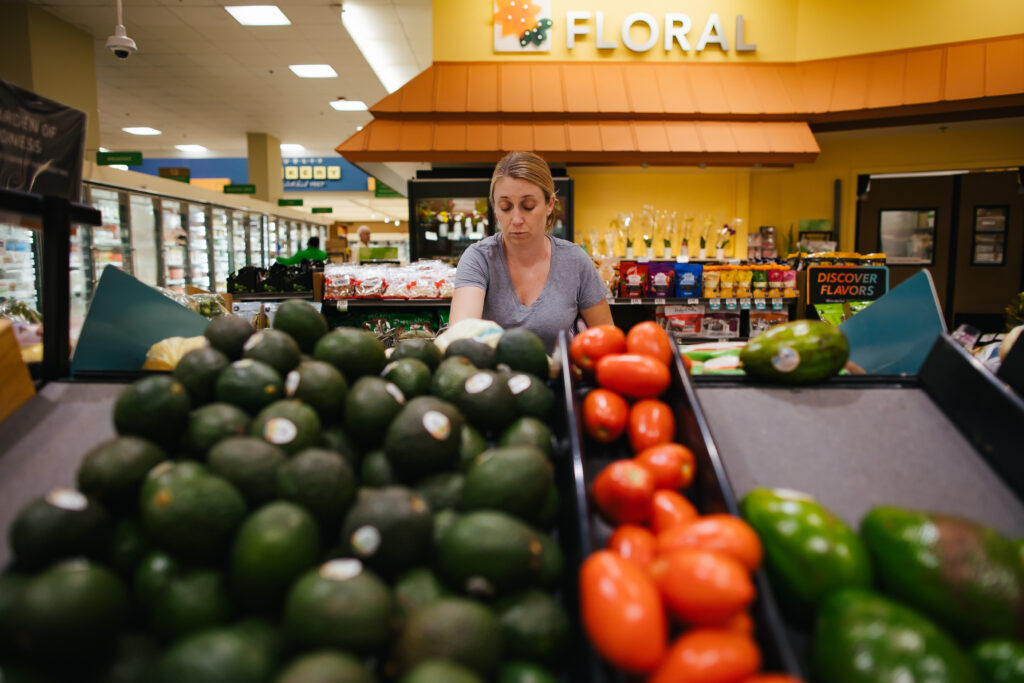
top-left (175, 144), bottom-right (208, 153)
top-left (98, 147), bottom-right (109, 152)
top-left (225, 5), bottom-right (290, 26)
top-left (110, 164), bottom-right (129, 171)
top-left (289, 64), bottom-right (337, 78)
top-left (356, 125), bottom-right (363, 131)
top-left (122, 127), bottom-right (161, 136)
top-left (329, 100), bottom-right (368, 111)
top-left (280, 143), bottom-right (304, 153)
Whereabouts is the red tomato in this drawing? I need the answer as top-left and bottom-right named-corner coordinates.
top-left (595, 354), bottom-right (671, 399)
top-left (583, 389), bottom-right (629, 443)
top-left (650, 489), bottom-right (698, 534)
top-left (579, 550), bottom-right (667, 674)
top-left (570, 325), bottom-right (626, 373)
top-left (626, 321), bottom-right (674, 367)
top-left (682, 354), bottom-right (693, 373)
top-left (742, 676), bottom-right (807, 683)
top-left (592, 460), bottom-right (655, 525)
top-left (649, 549), bottom-right (756, 625)
top-left (607, 524), bottom-right (657, 568)
top-left (713, 610), bottom-right (755, 636)
top-left (657, 514), bottom-right (763, 572)
top-left (649, 629), bottom-right (761, 683)
top-left (635, 443), bottom-right (697, 491)
top-left (627, 399), bottom-right (675, 453)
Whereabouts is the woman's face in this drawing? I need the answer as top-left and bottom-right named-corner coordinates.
top-left (493, 176), bottom-right (553, 244)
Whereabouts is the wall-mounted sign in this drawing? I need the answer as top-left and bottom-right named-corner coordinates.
top-left (282, 157), bottom-right (348, 191)
top-left (224, 184), bottom-right (256, 195)
top-left (493, 4), bottom-right (756, 55)
top-left (806, 266), bottom-right (888, 305)
top-left (99, 151), bottom-right (143, 166)
top-left (158, 166), bottom-right (189, 183)
top-left (278, 198), bottom-right (303, 207)
top-left (1, 80), bottom-right (86, 200)
top-left (311, 207), bottom-right (333, 214)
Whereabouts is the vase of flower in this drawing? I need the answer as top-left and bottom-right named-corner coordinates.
top-left (698, 247), bottom-right (707, 260)
top-left (716, 247), bottom-right (725, 260)
top-left (662, 240), bottom-right (672, 259)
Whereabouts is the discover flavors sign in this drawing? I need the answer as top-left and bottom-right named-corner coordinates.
top-left (0, 80), bottom-right (86, 201)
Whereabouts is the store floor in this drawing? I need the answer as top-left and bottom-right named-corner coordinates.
top-left (0, 381), bottom-right (121, 567)
top-left (696, 384), bottom-right (1024, 538)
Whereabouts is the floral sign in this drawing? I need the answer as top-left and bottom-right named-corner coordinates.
top-left (494, 0), bottom-right (553, 52)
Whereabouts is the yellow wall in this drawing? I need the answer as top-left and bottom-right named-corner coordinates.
top-left (572, 119), bottom-right (1024, 257)
top-left (435, 0), bottom-right (1024, 63)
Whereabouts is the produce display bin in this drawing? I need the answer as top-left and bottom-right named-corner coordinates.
top-left (556, 332), bottom-right (805, 680)
top-left (693, 333), bottom-right (1024, 674)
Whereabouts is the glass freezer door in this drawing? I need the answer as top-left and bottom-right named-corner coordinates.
top-left (268, 218), bottom-right (279, 262)
top-left (86, 187), bottom-right (130, 298)
top-left (230, 211), bottom-right (249, 273)
top-left (211, 207), bottom-right (230, 293)
top-left (0, 222), bottom-right (39, 311)
top-left (161, 200), bottom-right (188, 293)
top-left (129, 194), bottom-right (159, 286)
top-left (251, 214), bottom-right (266, 268)
top-left (188, 203), bottom-right (211, 291)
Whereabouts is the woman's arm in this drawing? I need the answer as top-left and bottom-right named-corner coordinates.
top-left (449, 286), bottom-right (486, 325)
top-left (580, 298), bottom-right (614, 328)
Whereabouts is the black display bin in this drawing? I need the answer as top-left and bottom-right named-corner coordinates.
top-left (555, 332), bottom-right (804, 680)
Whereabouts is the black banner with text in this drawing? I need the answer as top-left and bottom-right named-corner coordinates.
top-left (0, 80), bottom-right (86, 201)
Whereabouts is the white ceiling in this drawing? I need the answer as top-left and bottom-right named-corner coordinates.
top-left (23, 0), bottom-right (431, 221)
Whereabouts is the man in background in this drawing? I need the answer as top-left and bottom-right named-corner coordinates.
top-left (276, 236), bottom-right (327, 265)
top-left (351, 225), bottom-right (372, 262)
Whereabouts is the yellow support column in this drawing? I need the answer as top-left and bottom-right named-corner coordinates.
top-left (247, 132), bottom-right (283, 204)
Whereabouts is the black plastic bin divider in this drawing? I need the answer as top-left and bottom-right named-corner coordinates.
top-left (556, 331), bottom-right (805, 680)
top-left (920, 334), bottom-right (1024, 499)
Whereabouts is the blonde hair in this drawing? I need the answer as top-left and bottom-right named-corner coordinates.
top-left (490, 151), bottom-right (557, 232)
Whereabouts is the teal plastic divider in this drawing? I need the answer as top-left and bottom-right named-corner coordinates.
top-left (839, 269), bottom-right (947, 375)
top-left (71, 266), bottom-right (208, 374)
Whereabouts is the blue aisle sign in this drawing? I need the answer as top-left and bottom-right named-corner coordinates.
top-left (282, 157), bottom-right (362, 191)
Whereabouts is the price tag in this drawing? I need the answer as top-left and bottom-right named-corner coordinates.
top-left (335, 299), bottom-right (348, 312)
top-left (708, 298), bottom-right (721, 311)
top-left (725, 298), bottom-right (738, 311)
top-left (630, 298), bottom-right (644, 305)
top-left (771, 298), bottom-right (784, 310)
top-left (754, 299), bottom-right (767, 310)
top-left (676, 255), bottom-right (689, 263)
top-left (739, 298), bottom-right (751, 310)
top-left (686, 298), bottom-right (699, 305)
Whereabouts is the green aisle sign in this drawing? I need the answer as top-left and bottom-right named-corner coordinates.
top-left (97, 151), bottom-right (142, 166)
top-left (374, 180), bottom-right (403, 198)
top-left (278, 198), bottom-right (303, 206)
top-left (224, 184), bottom-right (256, 194)
top-left (311, 207), bottom-right (333, 214)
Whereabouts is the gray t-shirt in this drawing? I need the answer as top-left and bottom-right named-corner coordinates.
top-left (455, 234), bottom-right (608, 352)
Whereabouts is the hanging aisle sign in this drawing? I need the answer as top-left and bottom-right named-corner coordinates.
top-left (0, 80), bottom-right (86, 201)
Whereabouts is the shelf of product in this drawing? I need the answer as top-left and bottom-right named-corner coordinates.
top-left (188, 204), bottom-right (211, 291)
top-left (160, 201), bottom-right (189, 294)
top-left (0, 224), bottom-right (38, 310)
top-left (230, 211), bottom-right (249, 273)
top-left (324, 261), bottom-right (456, 301)
top-left (211, 208), bottom-right (231, 293)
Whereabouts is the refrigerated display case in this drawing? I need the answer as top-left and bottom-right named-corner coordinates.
top-left (267, 217), bottom-right (280, 263)
top-left (250, 214), bottom-right (266, 268)
top-left (128, 193), bottom-right (159, 286)
top-left (211, 208), bottom-right (231, 292)
top-left (229, 210), bottom-right (249, 273)
top-left (187, 203), bottom-right (211, 291)
top-left (84, 186), bottom-right (131, 300)
top-left (160, 200), bottom-right (188, 293)
top-left (0, 223), bottom-right (39, 310)
top-left (407, 175), bottom-right (574, 262)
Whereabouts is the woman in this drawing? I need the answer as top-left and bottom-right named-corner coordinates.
top-left (450, 151), bottom-right (613, 352)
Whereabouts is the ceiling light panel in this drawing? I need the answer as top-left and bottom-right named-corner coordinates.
top-left (329, 100), bottom-right (368, 111)
top-left (289, 64), bottom-right (338, 78)
top-left (175, 144), bottom-right (208, 153)
top-left (122, 127), bottom-right (162, 135)
top-left (225, 5), bottom-right (291, 26)
top-left (280, 143), bottom-right (305, 152)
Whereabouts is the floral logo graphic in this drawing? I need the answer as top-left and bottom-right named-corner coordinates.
top-left (493, 0), bottom-right (552, 52)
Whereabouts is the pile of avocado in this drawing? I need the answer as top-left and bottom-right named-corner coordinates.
top-left (742, 488), bottom-right (1024, 682)
top-left (0, 300), bottom-right (569, 683)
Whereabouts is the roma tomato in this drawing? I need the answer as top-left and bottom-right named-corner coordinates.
top-left (582, 388), bottom-right (629, 443)
top-left (713, 610), bottom-right (754, 636)
top-left (657, 514), bottom-right (763, 572)
top-left (592, 460), bottom-right (655, 525)
top-left (627, 399), bottom-right (675, 453)
top-left (742, 676), bottom-right (807, 683)
top-left (570, 325), bottom-right (626, 373)
top-left (595, 354), bottom-right (670, 399)
top-left (579, 550), bottom-right (667, 673)
top-left (649, 489), bottom-right (698, 534)
top-left (626, 321), bottom-right (674, 367)
top-left (607, 524), bottom-right (657, 568)
top-left (649, 549), bottom-right (755, 625)
top-left (635, 443), bottom-right (696, 491)
top-left (649, 629), bottom-right (761, 683)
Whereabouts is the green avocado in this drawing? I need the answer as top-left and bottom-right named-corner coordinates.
top-left (739, 319), bottom-right (848, 383)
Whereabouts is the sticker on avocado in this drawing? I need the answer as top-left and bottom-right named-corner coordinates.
top-left (466, 576), bottom-right (495, 598)
top-left (285, 371), bottom-right (301, 396)
top-left (242, 333), bottom-right (263, 352)
top-left (384, 382), bottom-right (406, 404)
top-left (350, 525), bottom-right (381, 557)
top-left (47, 488), bottom-right (87, 511)
top-left (465, 372), bottom-right (493, 394)
top-left (319, 559), bottom-right (363, 582)
top-left (264, 418), bottom-right (297, 444)
top-left (422, 411), bottom-right (451, 440)
top-left (508, 374), bottom-right (531, 395)
top-left (234, 359), bottom-right (254, 369)
top-left (383, 361), bottom-right (399, 376)
top-left (771, 346), bottom-right (800, 373)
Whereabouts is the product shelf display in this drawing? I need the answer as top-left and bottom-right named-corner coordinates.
top-left (211, 207), bottom-right (231, 293)
top-left (84, 186), bottom-right (130, 301)
top-left (0, 223), bottom-right (38, 310)
top-left (187, 203), bottom-right (211, 291)
top-left (159, 199), bottom-right (188, 292)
